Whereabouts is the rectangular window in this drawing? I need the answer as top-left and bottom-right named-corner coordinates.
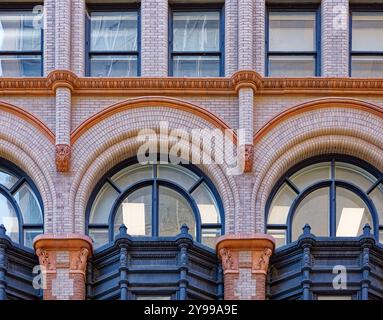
top-left (0, 9), bottom-right (43, 77)
top-left (351, 11), bottom-right (383, 77)
top-left (170, 8), bottom-right (223, 77)
top-left (87, 7), bottom-right (139, 76)
top-left (267, 10), bottom-right (319, 77)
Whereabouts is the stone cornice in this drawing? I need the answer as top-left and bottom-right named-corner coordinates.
top-left (1, 70), bottom-right (383, 96)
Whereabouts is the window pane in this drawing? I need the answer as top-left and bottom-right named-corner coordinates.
top-left (157, 164), bottom-right (199, 190)
top-left (112, 164), bottom-right (152, 190)
top-left (14, 183), bottom-right (42, 224)
top-left (0, 193), bottom-right (19, 243)
top-left (267, 229), bottom-right (286, 248)
top-left (159, 186), bottom-right (195, 237)
top-left (269, 12), bottom-right (316, 52)
top-left (24, 229), bottom-right (42, 248)
top-left (192, 182), bottom-right (220, 224)
top-left (201, 228), bottom-right (220, 248)
top-left (0, 169), bottom-right (18, 189)
top-left (268, 183), bottom-right (296, 224)
top-left (90, 12), bottom-right (137, 52)
top-left (317, 296), bottom-right (352, 300)
top-left (369, 184), bottom-right (383, 226)
top-left (352, 12), bottom-right (383, 52)
top-left (115, 186), bottom-right (152, 236)
top-left (0, 55), bottom-right (41, 76)
top-left (173, 55), bottom-right (220, 77)
top-left (89, 228), bottom-right (109, 249)
top-left (292, 187), bottom-right (330, 241)
top-left (90, 183), bottom-right (120, 224)
top-left (173, 11), bottom-right (220, 52)
top-left (351, 56), bottom-right (383, 77)
top-left (335, 162), bottom-right (376, 192)
top-left (291, 162), bottom-right (331, 191)
top-left (90, 55), bottom-right (137, 77)
top-left (0, 11), bottom-right (41, 51)
top-left (269, 55), bottom-right (315, 77)
top-left (136, 296), bottom-right (172, 300)
top-left (336, 187), bottom-right (372, 237)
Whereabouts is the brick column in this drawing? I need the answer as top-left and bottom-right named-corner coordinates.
top-left (225, 0), bottom-right (238, 76)
top-left (34, 235), bottom-right (92, 300)
top-left (55, 0), bottom-right (71, 70)
top-left (238, 0), bottom-right (254, 70)
top-left (71, 0), bottom-right (86, 76)
top-left (254, 0), bottom-right (266, 75)
top-left (216, 234), bottom-right (275, 300)
top-left (43, 0), bottom-right (55, 75)
top-left (321, 0), bottom-right (349, 77)
top-left (141, 0), bottom-right (168, 76)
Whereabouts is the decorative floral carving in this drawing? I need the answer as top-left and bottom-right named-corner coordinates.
top-left (219, 248), bottom-right (236, 271)
top-left (36, 248), bottom-right (53, 270)
top-left (71, 248), bottom-right (89, 272)
top-left (56, 144), bottom-right (71, 172)
top-left (253, 248), bottom-right (273, 272)
top-left (243, 144), bottom-right (254, 173)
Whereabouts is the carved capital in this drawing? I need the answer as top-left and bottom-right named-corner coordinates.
top-left (36, 248), bottom-right (54, 270)
top-left (70, 248), bottom-right (89, 273)
top-left (56, 144), bottom-right (71, 172)
top-left (252, 248), bottom-right (273, 274)
top-left (218, 248), bottom-right (238, 274)
top-left (243, 144), bottom-right (254, 173)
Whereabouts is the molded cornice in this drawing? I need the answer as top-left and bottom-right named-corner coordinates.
top-left (2, 70), bottom-right (383, 96)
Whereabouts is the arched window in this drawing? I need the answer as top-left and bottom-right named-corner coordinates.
top-left (86, 158), bottom-right (224, 250)
top-left (266, 155), bottom-right (383, 248)
top-left (0, 158), bottom-right (43, 248)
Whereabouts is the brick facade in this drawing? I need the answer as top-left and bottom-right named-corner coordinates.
top-left (0, 0), bottom-right (382, 300)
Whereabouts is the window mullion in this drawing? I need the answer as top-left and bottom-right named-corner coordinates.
top-left (152, 166), bottom-right (159, 237)
top-left (330, 160), bottom-right (336, 237)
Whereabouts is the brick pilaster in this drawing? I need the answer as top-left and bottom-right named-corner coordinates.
top-left (43, 0), bottom-right (55, 75)
top-left (225, 0), bottom-right (238, 76)
top-left (238, 0), bottom-right (254, 70)
top-left (141, 0), bottom-right (168, 76)
top-left (71, 0), bottom-right (86, 76)
top-left (321, 0), bottom-right (349, 77)
top-left (254, 0), bottom-right (266, 75)
top-left (55, 0), bottom-right (71, 70)
top-left (34, 234), bottom-right (93, 300)
top-left (216, 234), bottom-right (275, 300)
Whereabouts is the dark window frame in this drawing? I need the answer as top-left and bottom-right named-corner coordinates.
top-left (0, 3), bottom-right (44, 77)
top-left (265, 155), bottom-right (383, 245)
top-left (85, 3), bottom-right (141, 77)
top-left (349, 5), bottom-right (383, 77)
top-left (0, 157), bottom-right (44, 249)
top-left (86, 156), bottom-right (225, 252)
top-left (169, 3), bottom-right (225, 77)
top-left (266, 4), bottom-right (321, 77)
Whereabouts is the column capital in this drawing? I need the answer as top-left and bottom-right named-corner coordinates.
top-left (217, 233), bottom-right (275, 274)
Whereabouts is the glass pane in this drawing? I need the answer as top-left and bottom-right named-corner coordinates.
top-left (157, 164), bottom-right (199, 190)
top-left (317, 296), bottom-right (352, 300)
top-left (90, 183), bottom-right (119, 224)
top-left (351, 56), bottom-right (383, 77)
top-left (267, 229), bottom-right (286, 248)
top-left (173, 55), bottom-right (220, 77)
top-left (90, 12), bottom-right (138, 51)
top-left (201, 228), bottom-right (220, 248)
top-left (14, 183), bottom-right (43, 224)
top-left (268, 55), bottom-right (315, 77)
top-left (24, 229), bottom-right (42, 248)
top-left (352, 12), bottom-right (383, 52)
top-left (0, 169), bottom-right (18, 189)
top-left (136, 296), bottom-right (172, 300)
top-left (112, 164), bottom-right (152, 190)
top-left (0, 11), bottom-right (42, 51)
top-left (269, 12), bottom-right (316, 52)
top-left (291, 162), bottom-right (331, 191)
top-left (336, 187), bottom-right (372, 237)
top-left (292, 187), bottom-right (330, 240)
top-left (90, 55), bottom-right (137, 77)
top-left (369, 184), bottom-right (383, 226)
top-left (89, 228), bottom-right (109, 249)
top-left (0, 193), bottom-right (19, 243)
top-left (268, 183), bottom-right (296, 224)
top-left (0, 55), bottom-right (41, 76)
top-left (335, 162), bottom-right (376, 192)
top-left (159, 186), bottom-right (195, 237)
top-left (380, 229), bottom-right (383, 244)
top-left (192, 182), bottom-right (220, 224)
top-left (115, 186), bottom-right (152, 236)
top-left (173, 11), bottom-right (220, 52)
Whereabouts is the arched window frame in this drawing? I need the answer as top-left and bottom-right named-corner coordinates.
top-left (86, 157), bottom-right (225, 248)
top-left (0, 157), bottom-right (44, 248)
top-left (265, 155), bottom-right (383, 244)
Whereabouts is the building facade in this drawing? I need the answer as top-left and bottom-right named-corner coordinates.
top-left (1, 0), bottom-right (383, 300)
